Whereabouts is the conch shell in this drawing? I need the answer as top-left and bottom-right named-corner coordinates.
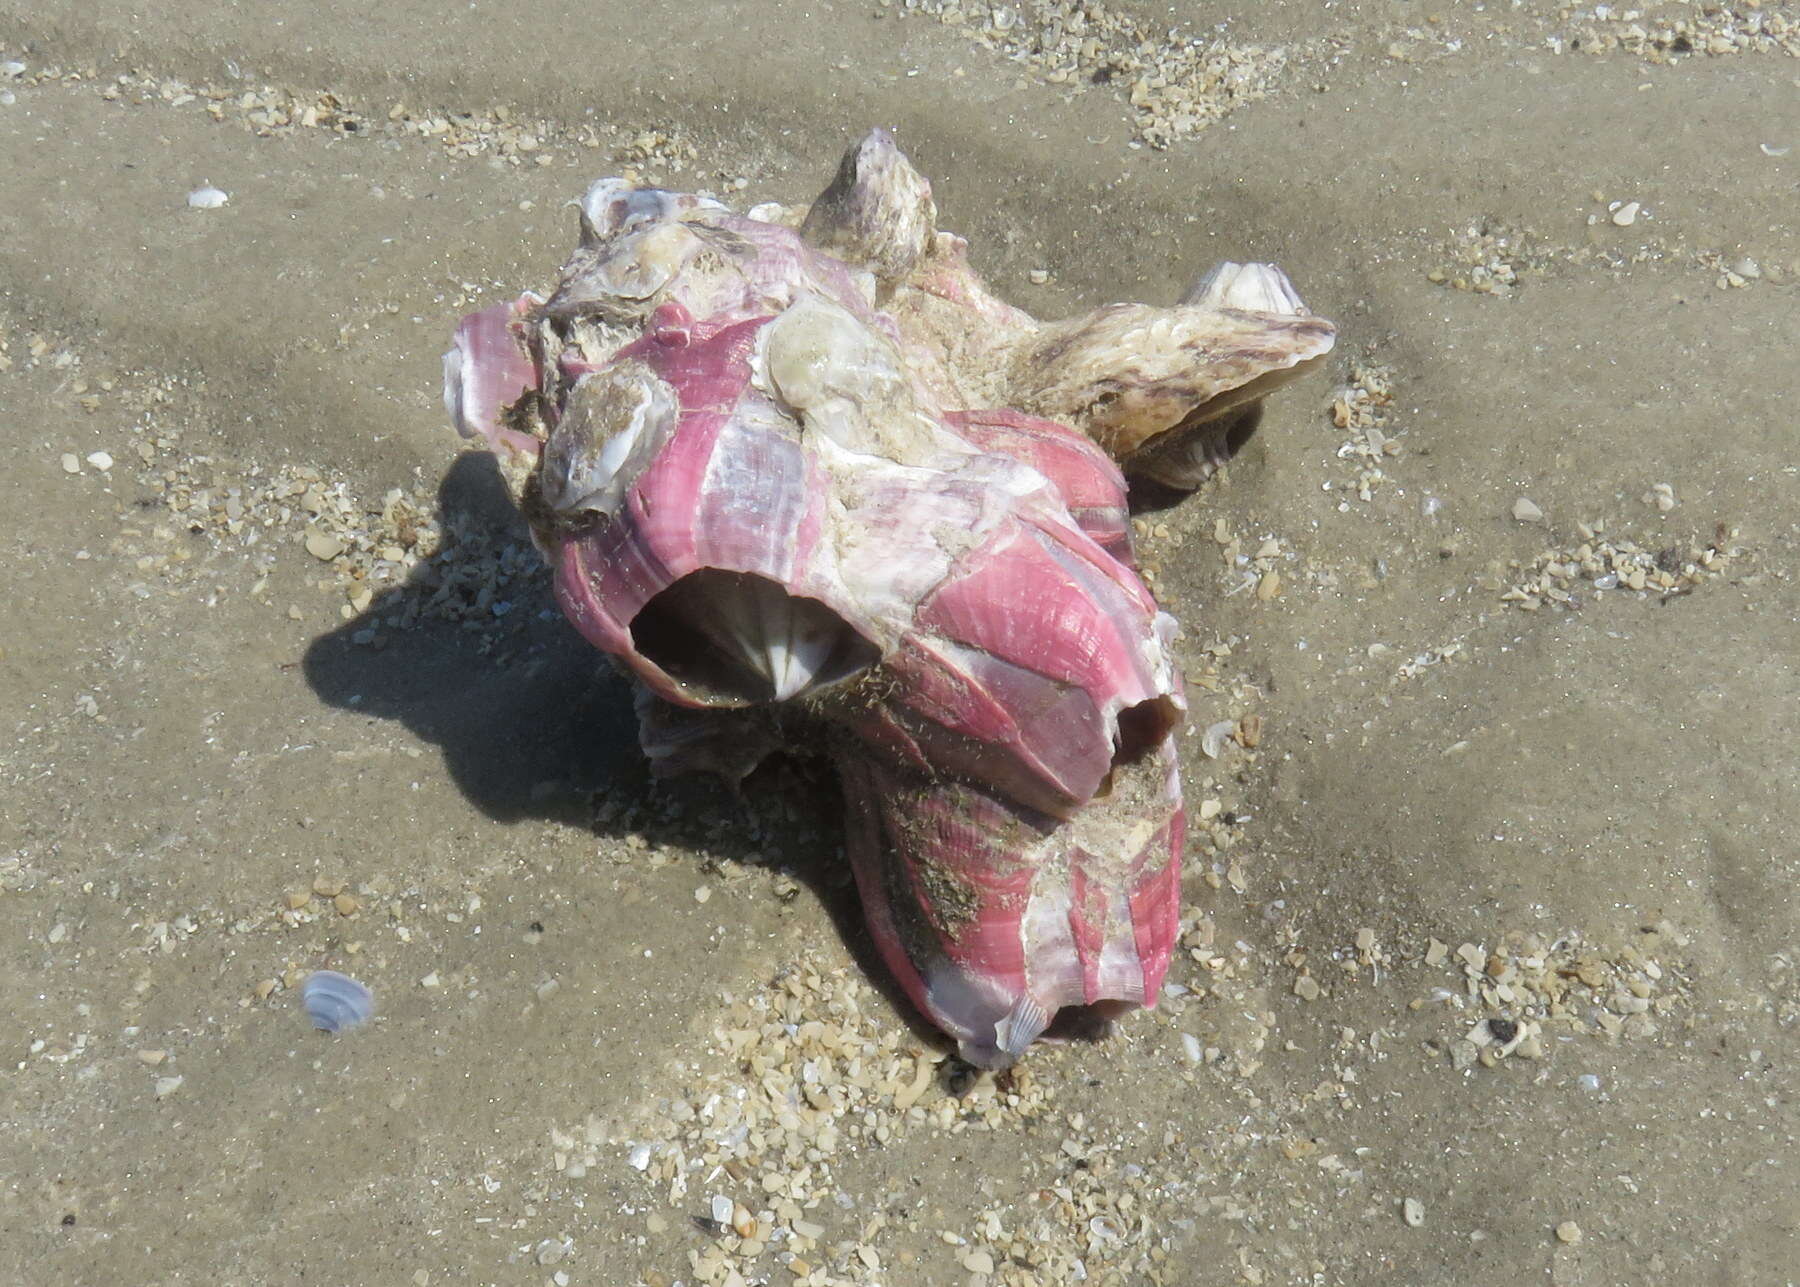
top-left (441, 128), bottom-right (1325, 1064)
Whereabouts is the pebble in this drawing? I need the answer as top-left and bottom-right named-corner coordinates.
top-left (154, 1075), bottom-right (184, 1098)
top-left (1511, 497), bottom-right (1545, 523)
top-left (1610, 200), bottom-right (1640, 227)
top-left (1027, 268), bottom-right (1050, 285)
top-left (1402, 1197), bottom-right (1426, 1227)
top-left (1555, 1220), bottom-right (1583, 1245)
top-left (61, 453), bottom-right (81, 474)
top-left (86, 450), bottom-right (114, 470)
top-left (694, 885), bottom-right (712, 904)
top-left (0, 60), bottom-right (25, 77)
top-left (305, 530), bottom-right (345, 561)
top-left (962, 1249), bottom-right (996, 1273)
top-left (187, 185), bottom-right (230, 210)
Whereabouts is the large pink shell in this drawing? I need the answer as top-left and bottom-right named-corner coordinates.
top-left (443, 131), bottom-right (1200, 1066)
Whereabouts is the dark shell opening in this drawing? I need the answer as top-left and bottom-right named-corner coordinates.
top-left (1125, 401), bottom-right (1266, 508)
top-left (1092, 695), bottom-right (1180, 799)
top-left (630, 569), bottom-right (880, 705)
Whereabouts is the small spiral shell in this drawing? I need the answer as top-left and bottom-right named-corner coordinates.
top-left (302, 971), bottom-right (375, 1033)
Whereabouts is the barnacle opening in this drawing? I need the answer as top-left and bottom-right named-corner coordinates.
top-left (1041, 998), bottom-right (1136, 1044)
top-left (631, 570), bottom-right (879, 705)
top-left (1093, 695), bottom-right (1179, 799)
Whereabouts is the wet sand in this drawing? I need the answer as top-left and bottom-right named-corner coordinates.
top-left (2, 3), bottom-right (1796, 1284)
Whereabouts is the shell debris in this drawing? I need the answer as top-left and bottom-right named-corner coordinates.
top-left (301, 970), bottom-right (375, 1033)
top-left (1498, 518), bottom-right (1743, 609)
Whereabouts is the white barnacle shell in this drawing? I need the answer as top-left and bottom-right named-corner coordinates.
top-left (577, 179), bottom-right (723, 244)
top-left (799, 127), bottom-right (937, 287)
top-left (539, 360), bottom-right (678, 515)
top-left (759, 293), bottom-right (940, 463)
top-left (302, 970), bottom-right (375, 1033)
top-left (1179, 261), bottom-right (1312, 315)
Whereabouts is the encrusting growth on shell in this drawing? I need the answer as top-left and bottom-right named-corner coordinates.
top-left (443, 127), bottom-right (1333, 1065)
top-left (799, 127), bottom-right (938, 290)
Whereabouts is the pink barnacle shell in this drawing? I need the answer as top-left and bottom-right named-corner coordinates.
top-left (542, 316), bottom-right (881, 708)
top-left (944, 409), bottom-right (1133, 565)
top-left (837, 733), bottom-right (1183, 1068)
top-left (443, 293), bottom-right (545, 461)
top-left (848, 514), bottom-right (1181, 821)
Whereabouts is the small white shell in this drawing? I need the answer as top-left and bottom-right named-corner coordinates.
top-left (302, 970), bottom-right (375, 1033)
top-left (1198, 720), bottom-right (1238, 759)
top-left (1181, 261), bottom-right (1312, 316)
top-left (187, 185), bottom-right (230, 210)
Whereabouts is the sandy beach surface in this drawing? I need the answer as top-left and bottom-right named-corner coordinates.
top-left (3, 2), bottom-right (1797, 1284)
